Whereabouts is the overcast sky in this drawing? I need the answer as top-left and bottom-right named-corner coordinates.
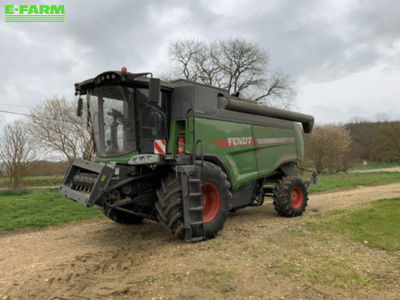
top-left (0, 0), bottom-right (399, 127)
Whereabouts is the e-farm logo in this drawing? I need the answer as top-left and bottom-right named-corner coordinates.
top-left (4, 4), bottom-right (65, 22)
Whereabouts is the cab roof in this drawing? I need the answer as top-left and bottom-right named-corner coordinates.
top-left (74, 70), bottom-right (174, 95)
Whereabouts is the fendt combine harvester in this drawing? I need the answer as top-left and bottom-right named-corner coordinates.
top-left (61, 68), bottom-right (315, 242)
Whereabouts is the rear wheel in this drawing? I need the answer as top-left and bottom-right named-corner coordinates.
top-left (101, 207), bottom-right (144, 224)
top-left (273, 176), bottom-right (308, 217)
top-left (155, 162), bottom-right (231, 240)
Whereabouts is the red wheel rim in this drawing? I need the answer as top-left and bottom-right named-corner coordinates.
top-left (290, 187), bottom-right (304, 209)
top-left (202, 182), bottom-right (221, 223)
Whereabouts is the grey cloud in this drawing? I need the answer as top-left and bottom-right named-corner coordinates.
top-left (0, 0), bottom-right (399, 123)
top-left (199, 0), bottom-right (400, 82)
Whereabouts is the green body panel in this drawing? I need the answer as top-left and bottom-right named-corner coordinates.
top-left (167, 121), bottom-right (179, 154)
top-left (179, 117), bottom-right (302, 189)
top-left (188, 118), bottom-right (259, 189)
top-left (92, 117), bottom-right (303, 189)
top-left (293, 122), bottom-right (304, 159)
top-left (252, 126), bottom-right (296, 177)
top-left (95, 151), bottom-right (138, 164)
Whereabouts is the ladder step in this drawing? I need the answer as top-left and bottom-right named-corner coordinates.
top-left (190, 237), bottom-right (204, 242)
top-left (189, 192), bottom-right (202, 197)
top-left (179, 167), bottom-right (205, 243)
top-left (190, 221), bottom-right (203, 225)
top-left (190, 206), bottom-right (203, 211)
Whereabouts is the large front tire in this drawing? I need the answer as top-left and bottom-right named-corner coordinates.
top-left (155, 162), bottom-right (231, 240)
top-left (200, 162), bottom-right (231, 239)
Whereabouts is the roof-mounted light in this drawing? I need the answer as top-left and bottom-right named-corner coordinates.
top-left (121, 66), bottom-right (127, 73)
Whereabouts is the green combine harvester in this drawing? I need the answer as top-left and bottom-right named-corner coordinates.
top-left (61, 68), bottom-right (315, 242)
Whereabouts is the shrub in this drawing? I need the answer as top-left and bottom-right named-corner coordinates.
top-left (305, 125), bottom-right (352, 173)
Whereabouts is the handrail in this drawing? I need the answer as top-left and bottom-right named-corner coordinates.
top-left (186, 108), bottom-right (196, 163)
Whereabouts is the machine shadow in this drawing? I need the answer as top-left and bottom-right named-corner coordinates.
top-left (79, 203), bottom-right (279, 249)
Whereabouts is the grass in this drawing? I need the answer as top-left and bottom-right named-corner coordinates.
top-left (195, 269), bottom-right (237, 296)
top-left (0, 189), bottom-right (103, 231)
top-left (306, 171), bottom-right (400, 193)
top-left (307, 198), bottom-right (400, 251)
top-left (0, 175), bottom-right (63, 188)
top-left (272, 198), bottom-right (400, 291)
top-left (350, 161), bottom-right (399, 170)
top-left (278, 258), bottom-right (374, 290)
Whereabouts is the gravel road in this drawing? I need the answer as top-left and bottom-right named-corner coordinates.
top-left (1, 182), bottom-right (399, 299)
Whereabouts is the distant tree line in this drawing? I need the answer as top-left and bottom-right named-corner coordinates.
top-left (305, 121), bottom-right (400, 173)
top-left (26, 161), bottom-right (70, 176)
top-left (346, 121), bottom-right (400, 163)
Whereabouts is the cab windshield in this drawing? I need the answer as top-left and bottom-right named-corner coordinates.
top-left (88, 86), bottom-right (166, 157)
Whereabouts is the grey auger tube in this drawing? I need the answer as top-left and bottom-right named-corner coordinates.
top-left (218, 96), bottom-right (314, 133)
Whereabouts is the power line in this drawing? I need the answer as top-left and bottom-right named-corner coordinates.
top-left (0, 109), bottom-right (83, 125)
top-left (0, 109), bottom-right (31, 118)
top-left (0, 102), bottom-right (32, 108)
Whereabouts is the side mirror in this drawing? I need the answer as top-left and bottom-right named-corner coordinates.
top-left (77, 97), bottom-right (83, 117)
top-left (149, 78), bottom-right (161, 104)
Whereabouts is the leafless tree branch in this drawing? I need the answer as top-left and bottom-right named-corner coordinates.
top-left (0, 120), bottom-right (36, 190)
top-left (29, 97), bottom-right (92, 162)
top-left (169, 38), bottom-right (296, 109)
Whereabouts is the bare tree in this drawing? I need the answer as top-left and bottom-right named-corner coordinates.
top-left (305, 125), bottom-right (352, 173)
top-left (169, 40), bottom-right (202, 82)
top-left (0, 120), bottom-right (36, 190)
top-left (29, 97), bottom-right (92, 162)
top-left (375, 112), bottom-right (390, 122)
top-left (169, 39), bottom-right (296, 109)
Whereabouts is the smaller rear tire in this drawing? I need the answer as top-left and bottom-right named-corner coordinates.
top-left (273, 176), bottom-right (308, 217)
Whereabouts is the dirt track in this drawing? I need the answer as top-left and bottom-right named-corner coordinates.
top-left (349, 167), bottom-right (400, 173)
top-left (1, 183), bottom-right (400, 299)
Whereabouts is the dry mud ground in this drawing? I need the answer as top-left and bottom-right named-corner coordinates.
top-left (1, 183), bottom-right (400, 299)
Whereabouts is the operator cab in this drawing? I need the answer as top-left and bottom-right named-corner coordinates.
top-left (75, 69), bottom-right (173, 157)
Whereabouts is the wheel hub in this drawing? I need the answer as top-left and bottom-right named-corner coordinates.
top-left (290, 187), bottom-right (304, 209)
top-left (202, 182), bottom-right (221, 223)
top-left (103, 189), bottom-right (120, 207)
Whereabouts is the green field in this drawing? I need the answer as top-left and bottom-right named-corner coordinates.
top-left (272, 198), bottom-right (400, 291)
top-left (350, 161), bottom-right (399, 170)
top-left (0, 171), bottom-right (399, 232)
top-left (0, 175), bottom-right (63, 188)
top-left (307, 198), bottom-right (400, 251)
top-left (0, 189), bottom-right (102, 231)
top-left (307, 171), bottom-right (400, 193)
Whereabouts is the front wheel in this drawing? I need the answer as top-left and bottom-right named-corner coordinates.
top-left (155, 162), bottom-right (231, 240)
top-left (273, 176), bottom-right (308, 217)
